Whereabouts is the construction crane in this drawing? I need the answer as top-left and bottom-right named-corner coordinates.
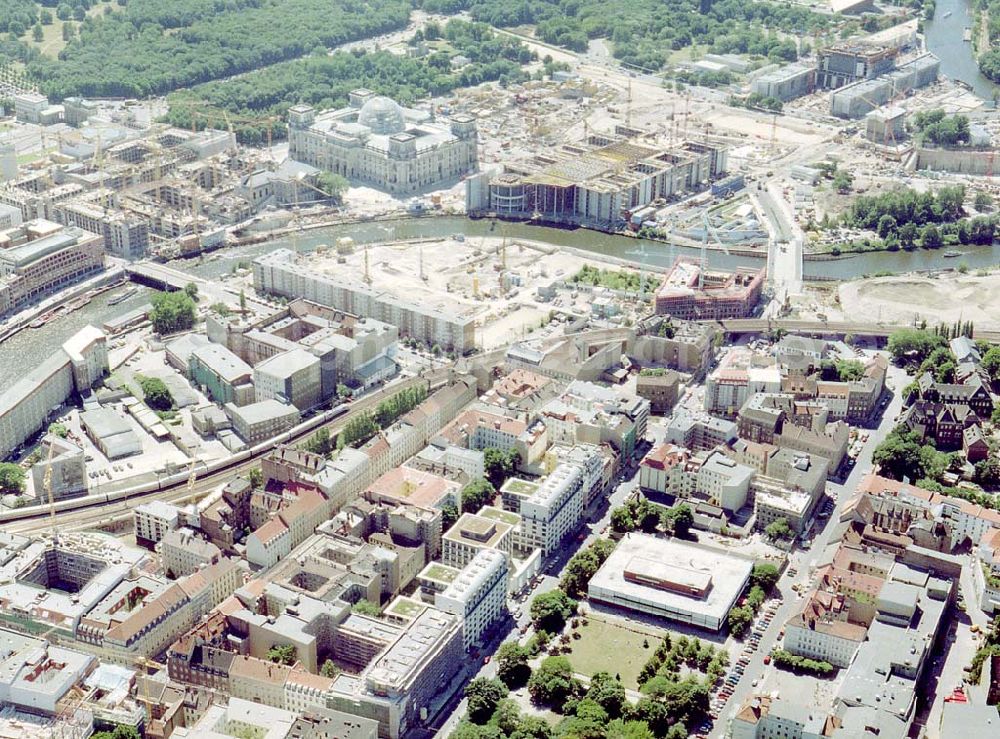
top-left (42, 436), bottom-right (58, 542)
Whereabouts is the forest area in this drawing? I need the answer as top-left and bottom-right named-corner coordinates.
top-left (0, 0), bottom-right (845, 143)
top-left (164, 19), bottom-right (535, 144)
top-left (25, 0), bottom-right (413, 98)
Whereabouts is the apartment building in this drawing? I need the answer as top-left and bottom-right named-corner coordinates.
top-left (442, 511), bottom-right (515, 569)
top-left (52, 198), bottom-right (149, 259)
top-left (434, 548), bottom-right (509, 650)
top-left (783, 590), bottom-right (867, 667)
top-left (158, 528), bottom-right (222, 578)
top-left (654, 258), bottom-right (765, 321)
top-left (519, 462), bottom-right (586, 555)
top-left (134, 500), bottom-right (182, 546)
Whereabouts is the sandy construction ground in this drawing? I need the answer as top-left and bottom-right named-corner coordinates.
top-left (838, 272), bottom-right (1000, 329)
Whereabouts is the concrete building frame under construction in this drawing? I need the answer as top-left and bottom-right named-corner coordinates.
top-left (468, 127), bottom-right (728, 228)
top-left (654, 257), bottom-right (765, 321)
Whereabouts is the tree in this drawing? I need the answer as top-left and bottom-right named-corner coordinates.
top-left (353, 599), bottom-right (380, 616)
top-left (496, 641), bottom-right (531, 688)
top-left (528, 656), bottom-right (577, 708)
top-left (317, 172), bottom-right (350, 203)
top-left (611, 505), bottom-right (635, 533)
top-left (0, 463), bottom-right (26, 496)
top-left (490, 698), bottom-right (524, 736)
top-left (727, 605), bottom-right (753, 637)
top-left (184, 282), bottom-right (199, 301)
top-left (872, 428), bottom-right (927, 481)
top-left (764, 517), bottom-right (794, 541)
top-left (832, 169), bottom-right (853, 194)
top-left (484, 447), bottom-right (519, 488)
top-left (664, 504), bottom-right (693, 538)
top-left (247, 467), bottom-right (263, 489)
top-left (61, 21), bottom-right (74, 41)
top-left (509, 715), bottom-right (553, 739)
top-left (465, 677), bottom-right (508, 724)
top-left (585, 671), bottom-right (627, 719)
top-left (982, 346), bottom-right (1000, 381)
top-left (92, 728), bottom-right (141, 739)
top-left (266, 644), bottom-right (297, 665)
top-left (239, 288), bottom-right (247, 313)
top-left (751, 563), bottom-right (780, 593)
top-left (560, 538), bottom-right (616, 597)
top-left (48, 423), bottom-right (69, 438)
top-left (32, 24), bottom-right (43, 42)
top-left (876, 214), bottom-right (897, 239)
top-left (138, 376), bottom-right (174, 411)
top-left (441, 503), bottom-right (459, 530)
top-left (898, 221), bottom-right (918, 249)
top-left (975, 458), bottom-right (1000, 487)
top-left (887, 329), bottom-right (946, 365)
top-left (149, 290), bottom-right (196, 335)
top-left (605, 720), bottom-right (656, 739)
top-left (337, 383), bottom-right (351, 399)
top-left (921, 223), bottom-right (943, 249)
top-left (450, 721), bottom-right (505, 739)
top-left (320, 659), bottom-right (339, 677)
top-left (975, 191), bottom-right (993, 212)
top-left (461, 478), bottom-right (496, 514)
top-left (530, 590), bottom-right (577, 633)
top-left (39, 10), bottom-right (53, 25)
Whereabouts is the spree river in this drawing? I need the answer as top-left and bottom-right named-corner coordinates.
top-left (925, 0), bottom-right (997, 101)
top-left (4, 215), bottom-right (1000, 388)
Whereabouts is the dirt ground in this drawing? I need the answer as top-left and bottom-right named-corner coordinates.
top-left (837, 272), bottom-right (1000, 329)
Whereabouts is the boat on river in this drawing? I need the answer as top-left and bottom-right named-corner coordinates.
top-left (943, 250), bottom-right (963, 258)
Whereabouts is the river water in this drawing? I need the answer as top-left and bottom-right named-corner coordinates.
top-left (924, 0), bottom-right (997, 100)
top-left (4, 215), bottom-right (1000, 388)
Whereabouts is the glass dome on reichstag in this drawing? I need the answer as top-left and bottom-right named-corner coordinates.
top-left (357, 96), bottom-right (406, 135)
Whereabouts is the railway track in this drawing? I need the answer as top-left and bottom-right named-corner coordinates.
top-left (4, 370), bottom-right (452, 535)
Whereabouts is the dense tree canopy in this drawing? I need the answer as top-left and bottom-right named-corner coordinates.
top-left (149, 290), bottom-right (196, 335)
top-left (29, 0), bottom-right (413, 99)
top-left (530, 590), bottom-right (577, 633)
top-left (165, 19), bottom-right (533, 143)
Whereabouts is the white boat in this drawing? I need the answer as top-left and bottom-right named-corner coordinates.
top-left (942, 10), bottom-right (952, 17)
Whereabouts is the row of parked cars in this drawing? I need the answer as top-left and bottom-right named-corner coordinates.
top-left (709, 599), bottom-right (780, 722)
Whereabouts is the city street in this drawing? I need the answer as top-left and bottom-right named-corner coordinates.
top-left (709, 356), bottom-right (911, 737)
top-left (432, 353), bottom-right (913, 739)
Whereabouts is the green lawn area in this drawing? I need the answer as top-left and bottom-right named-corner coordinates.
top-left (424, 562), bottom-right (459, 583)
top-left (503, 479), bottom-right (538, 495)
top-left (564, 616), bottom-right (664, 690)
top-left (386, 597), bottom-right (425, 619)
top-left (480, 506), bottom-right (521, 526)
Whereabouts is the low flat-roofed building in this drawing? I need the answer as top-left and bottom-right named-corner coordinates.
top-left (588, 533), bottom-right (752, 631)
top-left (79, 406), bottom-right (141, 459)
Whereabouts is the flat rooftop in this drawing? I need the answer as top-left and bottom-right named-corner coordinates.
top-left (589, 533), bottom-right (752, 630)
